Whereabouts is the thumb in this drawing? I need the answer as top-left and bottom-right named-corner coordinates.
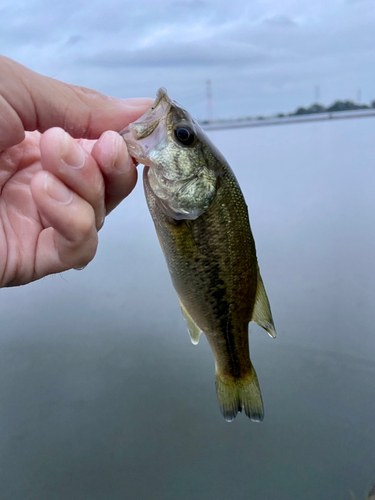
top-left (0, 56), bottom-right (153, 151)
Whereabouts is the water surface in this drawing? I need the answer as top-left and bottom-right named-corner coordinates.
top-left (1, 117), bottom-right (374, 499)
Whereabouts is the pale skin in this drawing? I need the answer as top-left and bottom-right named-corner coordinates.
top-left (0, 56), bottom-right (153, 287)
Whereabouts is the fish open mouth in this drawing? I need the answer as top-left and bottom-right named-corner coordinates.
top-left (120, 88), bottom-right (172, 164)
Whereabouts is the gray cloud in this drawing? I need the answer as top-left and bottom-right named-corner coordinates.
top-left (66, 35), bottom-right (84, 46)
top-left (1, 0), bottom-right (375, 118)
top-left (78, 41), bottom-right (270, 68)
top-left (263, 14), bottom-right (297, 27)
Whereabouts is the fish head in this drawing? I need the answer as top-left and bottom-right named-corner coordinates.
top-left (121, 88), bottom-right (224, 220)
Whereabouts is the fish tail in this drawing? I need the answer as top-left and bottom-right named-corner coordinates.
top-left (215, 366), bottom-right (264, 422)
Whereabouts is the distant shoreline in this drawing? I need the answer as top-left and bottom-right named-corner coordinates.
top-left (202, 107), bottom-right (375, 131)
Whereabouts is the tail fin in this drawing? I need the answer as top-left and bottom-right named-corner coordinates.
top-left (215, 367), bottom-right (264, 422)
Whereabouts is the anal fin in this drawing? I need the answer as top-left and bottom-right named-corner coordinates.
top-left (179, 299), bottom-right (202, 345)
top-left (252, 267), bottom-right (277, 338)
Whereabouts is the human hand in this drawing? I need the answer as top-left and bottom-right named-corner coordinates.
top-left (0, 56), bottom-right (153, 287)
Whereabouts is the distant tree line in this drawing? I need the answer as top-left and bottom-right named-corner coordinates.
top-left (201, 99), bottom-right (375, 125)
top-left (279, 99), bottom-right (375, 117)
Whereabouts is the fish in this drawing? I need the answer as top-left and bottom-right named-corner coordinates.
top-left (121, 88), bottom-right (276, 422)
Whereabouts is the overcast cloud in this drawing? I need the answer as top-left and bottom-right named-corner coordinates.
top-left (1, 0), bottom-right (375, 119)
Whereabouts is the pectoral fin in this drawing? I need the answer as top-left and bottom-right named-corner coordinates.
top-left (251, 267), bottom-right (277, 338)
top-left (179, 299), bottom-right (202, 345)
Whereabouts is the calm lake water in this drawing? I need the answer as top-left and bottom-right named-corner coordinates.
top-left (1, 117), bottom-right (375, 500)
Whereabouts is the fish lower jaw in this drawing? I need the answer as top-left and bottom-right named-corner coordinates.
top-left (126, 144), bottom-right (150, 165)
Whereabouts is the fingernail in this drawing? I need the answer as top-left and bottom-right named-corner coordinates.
top-left (61, 131), bottom-right (86, 169)
top-left (44, 172), bottom-right (73, 204)
top-left (100, 131), bottom-right (132, 174)
top-left (122, 97), bottom-right (154, 108)
top-left (116, 155), bottom-right (135, 174)
top-left (113, 135), bottom-right (133, 174)
top-left (99, 213), bottom-right (105, 230)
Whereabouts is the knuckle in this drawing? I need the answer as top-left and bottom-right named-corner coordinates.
top-left (79, 238), bottom-right (98, 266)
top-left (69, 231), bottom-right (98, 268)
top-left (66, 204), bottom-right (96, 242)
top-left (77, 211), bottom-right (96, 239)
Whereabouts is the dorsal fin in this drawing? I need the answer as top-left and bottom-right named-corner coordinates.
top-left (251, 267), bottom-right (277, 338)
top-left (179, 299), bottom-right (202, 345)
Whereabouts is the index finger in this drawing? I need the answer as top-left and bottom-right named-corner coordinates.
top-left (0, 56), bottom-right (153, 151)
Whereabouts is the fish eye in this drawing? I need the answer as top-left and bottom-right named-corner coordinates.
top-left (174, 126), bottom-right (195, 146)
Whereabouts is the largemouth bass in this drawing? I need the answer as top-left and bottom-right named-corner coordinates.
top-left (121, 88), bottom-right (276, 422)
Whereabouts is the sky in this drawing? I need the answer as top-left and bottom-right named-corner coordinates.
top-left (1, 0), bottom-right (375, 120)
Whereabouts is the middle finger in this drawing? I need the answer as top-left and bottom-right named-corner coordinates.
top-left (39, 127), bottom-right (105, 229)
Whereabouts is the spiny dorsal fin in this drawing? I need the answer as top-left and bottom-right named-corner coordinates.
top-left (179, 299), bottom-right (202, 345)
top-left (251, 267), bottom-right (277, 338)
